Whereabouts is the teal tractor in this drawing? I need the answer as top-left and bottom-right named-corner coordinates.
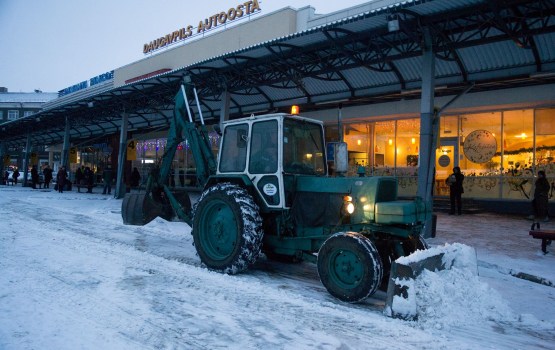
top-left (122, 83), bottom-right (432, 303)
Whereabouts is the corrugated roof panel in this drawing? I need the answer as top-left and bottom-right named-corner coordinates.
top-left (231, 92), bottom-right (271, 106)
top-left (408, 0), bottom-right (485, 16)
top-left (394, 57), bottom-right (424, 82)
top-left (303, 77), bottom-right (348, 95)
top-left (341, 67), bottom-right (399, 88)
top-left (435, 58), bottom-right (462, 77)
top-left (535, 33), bottom-right (555, 62)
top-left (458, 41), bottom-right (535, 73)
top-left (284, 32), bottom-right (328, 48)
top-left (259, 85), bottom-right (305, 101)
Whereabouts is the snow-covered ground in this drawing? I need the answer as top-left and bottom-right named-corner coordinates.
top-left (1, 185), bottom-right (554, 349)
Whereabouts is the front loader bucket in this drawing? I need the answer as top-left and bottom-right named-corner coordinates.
top-left (122, 193), bottom-right (169, 225)
top-left (384, 243), bottom-right (477, 320)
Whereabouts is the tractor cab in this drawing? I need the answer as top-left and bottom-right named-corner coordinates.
top-left (217, 113), bottom-right (327, 209)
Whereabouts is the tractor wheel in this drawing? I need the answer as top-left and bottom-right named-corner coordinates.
top-left (192, 183), bottom-right (263, 274)
top-left (122, 193), bottom-right (169, 225)
top-left (317, 232), bottom-right (383, 303)
top-left (377, 235), bottom-right (428, 290)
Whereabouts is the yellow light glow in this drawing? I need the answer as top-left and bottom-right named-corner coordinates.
top-left (291, 105), bottom-right (300, 115)
top-left (343, 195), bottom-right (353, 202)
top-left (359, 196), bottom-right (367, 203)
top-left (306, 153), bottom-right (313, 159)
top-left (346, 203), bottom-right (355, 214)
top-left (411, 137), bottom-right (416, 144)
top-left (520, 132), bottom-right (527, 139)
top-left (388, 139), bottom-right (393, 145)
top-left (357, 139), bottom-right (362, 146)
top-left (363, 204), bottom-right (371, 211)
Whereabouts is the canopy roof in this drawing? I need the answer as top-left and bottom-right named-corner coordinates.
top-left (2, 0), bottom-right (554, 147)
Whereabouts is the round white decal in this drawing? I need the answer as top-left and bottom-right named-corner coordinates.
top-left (263, 183), bottom-right (277, 196)
top-left (463, 130), bottom-right (497, 163)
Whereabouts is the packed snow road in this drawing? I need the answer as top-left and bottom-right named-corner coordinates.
top-left (1, 187), bottom-right (554, 349)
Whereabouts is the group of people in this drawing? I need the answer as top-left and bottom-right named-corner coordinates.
top-left (446, 166), bottom-right (551, 221)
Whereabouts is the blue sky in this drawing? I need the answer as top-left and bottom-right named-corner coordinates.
top-left (0, 0), bottom-right (371, 93)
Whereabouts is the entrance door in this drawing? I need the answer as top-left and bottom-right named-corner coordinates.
top-left (435, 137), bottom-right (459, 195)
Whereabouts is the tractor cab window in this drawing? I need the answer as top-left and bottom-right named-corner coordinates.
top-left (283, 119), bottom-right (326, 175)
top-left (219, 123), bottom-right (248, 173)
top-left (249, 120), bottom-right (278, 174)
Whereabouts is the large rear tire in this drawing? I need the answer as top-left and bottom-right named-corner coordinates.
top-left (192, 183), bottom-right (263, 274)
top-left (317, 232), bottom-right (383, 302)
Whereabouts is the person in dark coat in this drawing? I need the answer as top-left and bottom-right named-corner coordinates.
top-left (12, 168), bottom-right (19, 185)
top-left (130, 167), bottom-right (141, 188)
top-left (446, 166), bottom-right (465, 215)
top-left (531, 170), bottom-right (550, 222)
top-left (102, 166), bottom-right (113, 195)
top-left (3, 170), bottom-right (9, 185)
top-left (56, 166), bottom-right (67, 193)
top-left (84, 167), bottom-right (94, 193)
top-left (43, 165), bottom-right (53, 189)
top-left (75, 166), bottom-right (85, 192)
top-left (31, 165), bottom-right (39, 189)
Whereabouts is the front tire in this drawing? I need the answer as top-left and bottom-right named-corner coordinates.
top-left (192, 183), bottom-right (263, 274)
top-left (317, 232), bottom-right (383, 302)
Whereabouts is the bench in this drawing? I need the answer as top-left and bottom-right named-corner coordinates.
top-left (529, 223), bottom-right (555, 254)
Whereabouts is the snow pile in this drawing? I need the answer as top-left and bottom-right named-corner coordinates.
top-left (389, 243), bottom-right (516, 328)
top-left (414, 265), bottom-right (516, 330)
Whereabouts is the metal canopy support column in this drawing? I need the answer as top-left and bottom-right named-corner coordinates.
top-left (23, 133), bottom-right (32, 187)
top-left (416, 27), bottom-right (436, 238)
top-left (115, 112), bottom-right (129, 199)
top-left (61, 116), bottom-right (71, 169)
top-left (219, 88), bottom-right (231, 125)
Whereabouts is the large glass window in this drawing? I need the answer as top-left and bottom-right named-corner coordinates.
top-left (535, 108), bottom-right (555, 169)
top-left (343, 122), bottom-right (371, 171)
top-left (23, 111), bottom-right (34, 118)
top-left (460, 112), bottom-right (502, 175)
top-left (219, 123), bottom-right (248, 173)
top-left (249, 120), bottom-right (278, 174)
top-left (374, 121), bottom-right (395, 173)
top-left (283, 119), bottom-right (326, 175)
top-left (396, 118), bottom-right (420, 169)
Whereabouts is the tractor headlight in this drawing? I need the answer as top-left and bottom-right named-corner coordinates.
top-left (342, 195), bottom-right (355, 215)
top-left (346, 202), bottom-right (355, 214)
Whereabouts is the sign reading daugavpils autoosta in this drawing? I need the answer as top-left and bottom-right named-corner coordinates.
top-left (143, 0), bottom-right (261, 54)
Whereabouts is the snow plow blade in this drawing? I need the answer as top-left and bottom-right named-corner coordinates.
top-left (122, 193), bottom-right (170, 225)
top-left (384, 243), bottom-right (477, 320)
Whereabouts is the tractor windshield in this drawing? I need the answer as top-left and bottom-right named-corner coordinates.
top-left (283, 119), bottom-right (326, 175)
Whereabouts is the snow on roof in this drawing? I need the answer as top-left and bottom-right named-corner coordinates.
top-left (0, 92), bottom-right (58, 103)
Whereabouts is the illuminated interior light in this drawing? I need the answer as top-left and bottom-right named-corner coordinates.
top-left (291, 105), bottom-right (299, 115)
top-left (388, 139), bottom-right (393, 146)
top-left (411, 137), bottom-right (415, 144)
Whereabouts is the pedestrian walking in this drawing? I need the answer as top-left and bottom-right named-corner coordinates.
top-left (43, 164), bottom-right (53, 188)
top-left (102, 166), bottom-right (113, 195)
top-left (56, 166), bottom-right (67, 193)
top-left (84, 167), bottom-right (94, 193)
top-left (530, 170), bottom-right (550, 223)
top-left (12, 168), bottom-right (19, 185)
top-left (31, 165), bottom-right (39, 189)
top-left (446, 166), bottom-right (465, 215)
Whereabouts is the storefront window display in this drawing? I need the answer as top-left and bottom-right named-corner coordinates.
top-left (135, 131), bottom-right (220, 187)
top-left (335, 107), bottom-right (554, 200)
